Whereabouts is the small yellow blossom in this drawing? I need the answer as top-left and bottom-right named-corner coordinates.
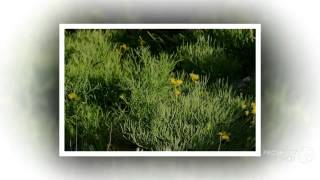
top-left (174, 89), bottom-right (181, 96)
top-left (218, 131), bottom-right (231, 142)
top-left (176, 79), bottom-right (183, 86)
top-left (245, 110), bottom-right (250, 116)
top-left (68, 92), bottom-right (80, 101)
top-left (170, 78), bottom-right (183, 87)
top-left (251, 102), bottom-right (256, 115)
top-left (189, 72), bottom-right (199, 82)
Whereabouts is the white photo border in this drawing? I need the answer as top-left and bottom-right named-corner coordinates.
top-left (59, 24), bottom-right (261, 157)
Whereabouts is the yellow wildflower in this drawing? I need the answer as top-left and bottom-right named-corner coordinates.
top-left (170, 78), bottom-right (183, 87)
top-left (175, 79), bottom-right (183, 86)
top-left (218, 131), bottom-right (231, 142)
top-left (251, 102), bottom-right (256, 115)
top-left (174, 89), bottom-right (181, 96)
top-left (68, 92), bottom-right (80, 101)
top-left (189, 72), bottom-right (199, 82)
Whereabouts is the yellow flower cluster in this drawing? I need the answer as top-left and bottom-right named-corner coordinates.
top-left (68, 92), bottom-right (80, 101)
top-left (241, 100), bottom-right (256, 127)
top-left (251, 102), bottom-right (256, 115)
top-left (170, 78), bottom-right (183, 87)
top-left (189, 72), bottom-right (199, 82)
top-left (170, 72), bottom-right (201, 97)
top-left (170, 78), bottom-right (183, 97)
top-left (218, 131), bottom-right (231, 142)
top-left (241, 101), bottom-right (256, 116)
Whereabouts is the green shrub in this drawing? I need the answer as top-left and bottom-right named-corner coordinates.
top-left (64, 29), bottom-right (256, 151)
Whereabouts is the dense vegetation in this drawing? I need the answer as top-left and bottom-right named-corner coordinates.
top-left (64, 29), bottom-right (256, 151)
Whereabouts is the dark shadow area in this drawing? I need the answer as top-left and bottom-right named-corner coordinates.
top-left (110, 29), bottom-right (197, 56)
top-left (86, 76), bottom-right (131, 111)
